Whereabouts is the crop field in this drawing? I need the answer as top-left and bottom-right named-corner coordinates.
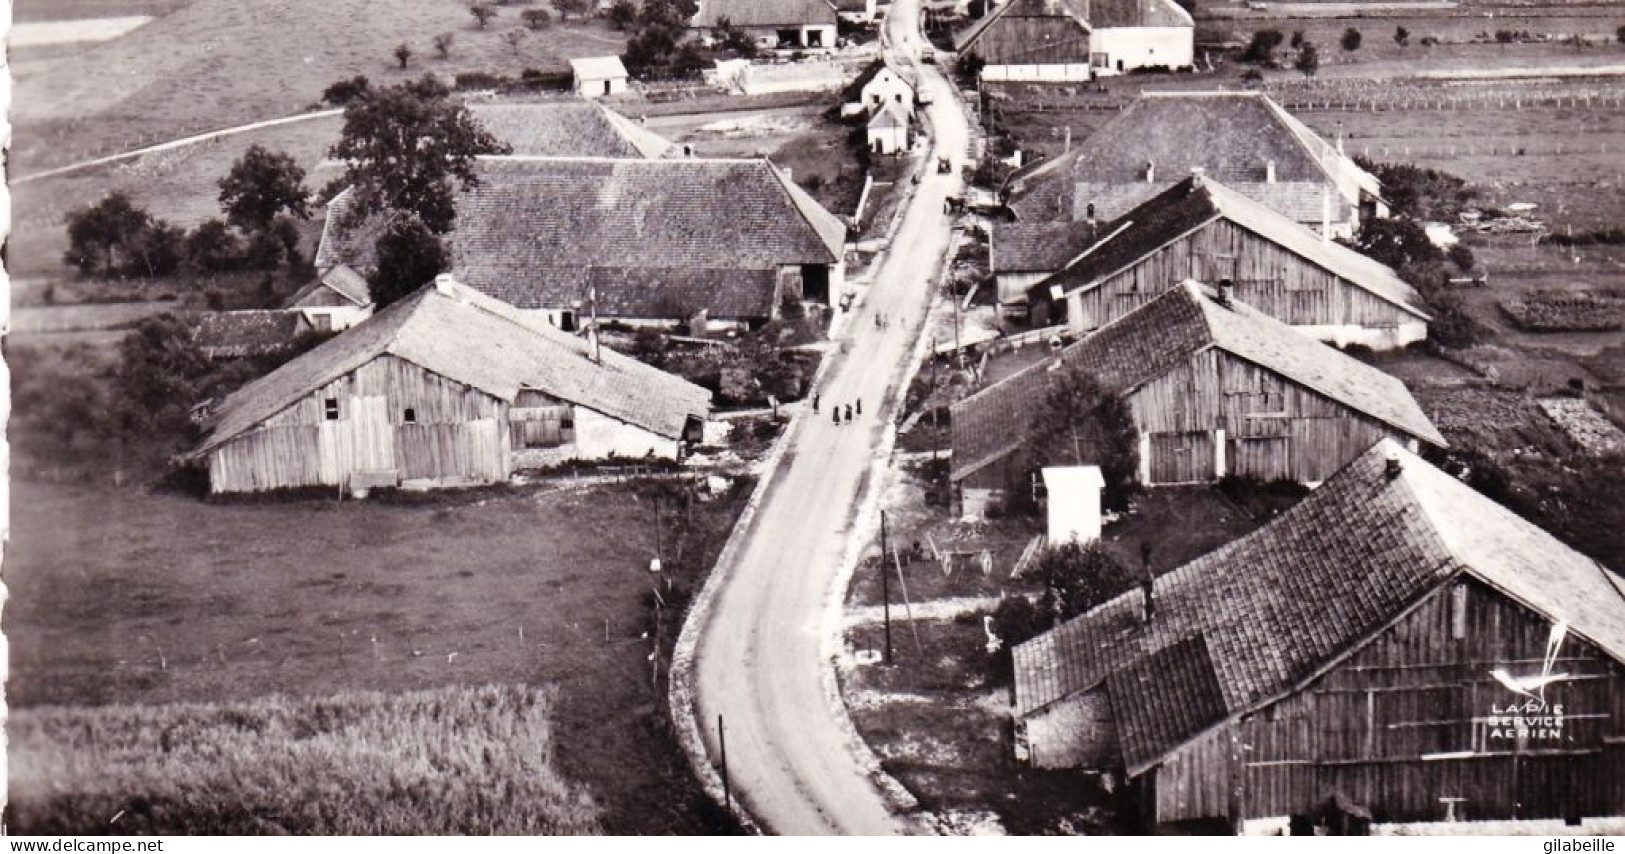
top-left (4, 477), bottom-right (751, 834)
top-left (9, 685), bottom-right (602, 834)
top-left (11, 0), bottom-right (629, 174)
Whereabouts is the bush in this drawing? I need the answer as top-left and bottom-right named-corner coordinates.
top-left (1243, 29), bottom-right (1285, 64)
top-left (1033, 541), bottom-right (1139, 623)
top-left (986, 596), bottom-right (1046, 680)
top-left (454, 70), bottom-right (511, 90)
top-left (523, 8), bottom-right (553, 29)
top-left (322, 75), bottom-right (371, 106)
top-left (1341, 27), bottom-right (1362, 51)
top-left (1447, 242), bottom-right (1476, 273)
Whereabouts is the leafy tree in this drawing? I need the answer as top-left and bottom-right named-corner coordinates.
top-left (218, 145), bottom-right (312, 234)
top-left (1295, 41), bottom-right (1320, 77)
top-left (112, 314), bottom-right (210, 437)
top-left (1034, 541), bottom-right (1140, 623)
top-left (369, 217), bottom-right (447, 308)
top-left (623, 25), bottom-right (679, 73)
top-left (1341, 27), bottom-right (1361, 52)
top-left (328, 75), bottom-right (510, 235)
top-left (122, 220), bottom-right (186, 278)
top-left (394, 42), bottom-right (413, 69)
top-left (1348, 217), bottom-right (1441, 270)
top-left (1447, 242), bottom-right (1476, 273)
top-left (609, 0), bottom-right (638, 29)
top-left (551, 0), bottom-right (592, 20)
top-left (671, 41), bottom-right (710, 78)
top-left (1394, 26), bottom-right (1410, 47)
top-left (713, 17), bottom-right (759, 56)
top-left (470, 3), bottom-right (498, 29)
top-left (1243, 28), bottom-right (1285, 64)
top-left (64, 192), bottom-right (150, 276)
top-left (1025, 363), bottom-right (1140, 511)
top-left (185, 219), bottom-right (244, 271)
top-left (322, 75), bottom-right (371, 106)
top-left (1289, 29), bottom-right (1305, 49)
top-left (505, 28), bottom-right (528, 57)
top-left (433, 32), bottom-right (455, 59)
top-left (957, 52), bottom-right (987, 84)
top-left (523, 8), bottom-right (553, 29)
top-left (1354, 157), bottom-right (1476, 220)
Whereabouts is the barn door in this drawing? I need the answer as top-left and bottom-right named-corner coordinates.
top-left (1148, 431), bottom-right (1215, 485)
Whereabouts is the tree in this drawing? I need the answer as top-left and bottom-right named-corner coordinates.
top-left (1617, 24), bottom-right (1625, 45)
top-left (1033, 541), bottom-right (1140, 623)
top-left (551, 0), bottom-right (592, 20)
top-left (433, 32), bottom-right (455, 59)
top-left (609, 0), bottom-right (638, 29)
top-left (671, 41), bottom-right (709, 78)
top-left (505, 28), bottom-right (528, 57)
top-left (470, 3), bottom-right (498, 28)
top-left (112, 313), bottom-right (210, 438)
top-left (1025, 363), bottom-right (1140, 511)
top-left (1394, 26), bottom-right (1410, 47)
top-left (328, 75), bottom-right (510, 235)
top-left (218, 145), bottom-right (312, 234)
top-left (185, 219), bottom-right (244, 271)
top-left (1295, 41), bottom-right (1320, 77)
top-left (1348, 217), bottom-right (1441, 270)
top-left (123, 219), bottom-right (186, 278)
top-left (713, 17), bottom-right (758, 56)
top-left (1341, 27), bottom-right (1362, 52)
top-left (369, 217), bottom-right (448, 308)
top-left (1243, 28), bottom-right (1285, 64)
top-left (1289, 29), bottom-right (1305, 49)
top-left (523, 8), bottom-right (553, 29)
top-left (393, 41), bottom-right (413, 69)
top-left (1447, 242), bottom-right (1476, 273)
top-left (623, 25), bottom-right (679, 72)
top-left (322, 75), bottom-right (371, 106)
top-left (64, 192), bottom-right (151, 276)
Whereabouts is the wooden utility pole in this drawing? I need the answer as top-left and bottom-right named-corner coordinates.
top-left (880, 511), bottom-right (894, 666)
top-left (718, 715), bottom-right (732, 821)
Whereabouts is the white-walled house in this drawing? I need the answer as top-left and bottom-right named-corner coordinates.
top-left (844, 61), bottom-right (916, 117)
top-left (955, 0), bottom-right (1192, 81)
top-left (288, 265), bottom-right (375, 332)
top-left (693, 0), bottom-right (840, 50)
top-left (571, 56), bottom-right (629, 98)
top-left (867, 101), bottom-right (911, 154)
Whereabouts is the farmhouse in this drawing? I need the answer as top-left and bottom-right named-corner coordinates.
top-left (954, 0), bottom-right (1193, 81)
top-left (867, 101), bottom-right (912, 155)
top-left (949, 282), bottom-right (1444, 514)
top-left (1007, 92), bottom-right (1385, 238)
top-left (1027, 173), bottom-right (1430, 349)
top-left (693, 0), bottom-right (840, 50)
top-left (1012, 440), bottom-right (1625, 832)
top-left (842, 60), bottom-right (916, 118)
top-left (194, 310), bottom-right (316, 361)
top-left (286, 264), bottom-right (374, 332)
top-left (316, 157), bottom-right (849, 330)
top-left (570, 56), bottom-right (629, 99)
top-left (990, 218), bottom-right (1100, 320)
top-left (189, 276), bottom-right (712, 495)
top-left (467, 101), bottom-right (678, 159)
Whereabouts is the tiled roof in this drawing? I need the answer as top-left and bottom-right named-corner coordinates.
top-left (949, 282), bottom-right (1444, 482)
top-left (479, 266), bottom-right (782, 321)
top-left (991, 219), bottom-right (1101, 273)
top-left (194, 277), bottom-right (712, 456)
top-left (194, 310), bottom-right (313, 357)
top-left (317, 157), bottom-right (847, 319)
top-left (1009, 92), bottom-right (1376, 224)
top-left (570, 55), bottom-right (628, 81)
top-left (693, 0), bottom-right (838, 27)
top-left (468, 102), bottom-right (675, 159)
top-left (956, 0), bottom-right (1093, 52)
top-left (1012, 440), bottom-right (1625, 773)
top-left (289, 264), bottom-right (373, 309)
top-left (1046, 175), bottom-right (1427, 318)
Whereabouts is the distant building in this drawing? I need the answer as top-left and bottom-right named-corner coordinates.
top-left (1027, 173), bottom-right (1430, 349)
top-left (286, 264), bottom-right (374, 332)
top-left (317, 157), bottom-right (849, 330)
top-left (570, 56), bottom-right (629, 99)
top-left (954, 0), bottom-right (1193, 81)
top-left (693, 0), bottom-right (840, 50)
top-left (842, 60), bottom-right (916, 118)
top-left (950, 282), bottom-right (1444, 514)
top-left (1014, 440), bottom-right (1625, 832)
top-left (866, 100), bottom-right (911, 154)
top-left (193, 310), bottom-right (316, 361)
top-left (189, 277), bottom-right (712, 495)
top-left (990, 219), bottom-right (1100, 321)
top-left (1007, 92), bottom-right (1384, 238)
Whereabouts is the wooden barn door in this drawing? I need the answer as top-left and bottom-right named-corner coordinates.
top-left (1148, 431), bottom-right (1215, 485)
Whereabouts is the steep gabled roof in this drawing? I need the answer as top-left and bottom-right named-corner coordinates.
top-left (842, 59), bottom-right (916, 103)
top-left (1046, 175), bottom-right (1427, 319)
top-left (289, 264), bottom-right (373, 309)
top-left (956, 0), bottom-right (1092, 52)
top-left (991, 219), bottom-right (1102, 273)
top-left (469, 101), bottom-right (676, 160)
top-left (1013, 439), bottom-right (1625, 774)
top-left (1008, 92), bottom-right (1378, 223)
top-left (193, 278), bottom-right (712, 457)
top-left (693, 0), bottom-right (838, 28)
top-left (949, 282), bottom-right (1444, 482)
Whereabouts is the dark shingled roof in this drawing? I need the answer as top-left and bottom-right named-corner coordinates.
top-left (289, 264), bottom-right (373, 309)
top-left (317, 157), bottom-right (847, 321)
top-left (193, 277), bottom-right (712, 457)
top-left (1008, 92), bottom-right (1379, 225)
top-left (949, 282), bottom-right (1444, 483)
top-left (957, 0), bottom-right (1188, 51)
top-left (693, 0), bottom-right (838, 27)
top-left (194, 310), bottom-right (314, 358)
top-left (1044, 175), bottom-right (1427, 318)
top-left (956, 0), bottom-right (1092, 52)
top-left (468, 102), bottom-right (675, 160)
top-left (1013, 440), bottom-right (1625, 774)
top-left (991, 220), bottom-right (1102, 273)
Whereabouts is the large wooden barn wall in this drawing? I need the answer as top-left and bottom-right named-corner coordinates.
top-left (969, 15), bottom-right (1092, 64)
top-left (1147, 578), bottom-right (1625, 825)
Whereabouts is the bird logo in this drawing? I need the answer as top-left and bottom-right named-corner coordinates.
top-left (1489, 621), bottom-right (1570, 710)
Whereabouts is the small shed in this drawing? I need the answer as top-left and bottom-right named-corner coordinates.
top-left (866, 101), bottom-right (910, 155)
top-left (287, 265), bottom-right (374, 332)
top-left (1042, 466), bottom-right (1104, 544)
top-left (571, 56), bottom-right (629, 99)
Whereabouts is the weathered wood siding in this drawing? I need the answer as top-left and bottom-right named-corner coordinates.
top-left (208, 355), bottom-right (510, 493)
top-left (1027, 686), bottom-right (1119, 769)
top-left (1068, 219), bottom-right (1418, 339)
top-left (968, 13), bottom-right (1092, 65)
top-left (1149, 578), bottom-right (1625, 826)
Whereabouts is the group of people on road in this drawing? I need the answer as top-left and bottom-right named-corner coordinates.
top-left (873, 313), bottom-right (892, 331)
top-left (812, 394), bottom-right (863, 425)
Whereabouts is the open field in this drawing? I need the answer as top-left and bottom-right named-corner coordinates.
top-left (4, 477), bottom-right (751, 834)
top-left (9, 685), bottom-right (601, 834)
top-left (11, 0), bottom-right (630, 173)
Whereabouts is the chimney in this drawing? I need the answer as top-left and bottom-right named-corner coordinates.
top-left (1190, 166), bottom-right (1205, 189)
top-left (1385, 447), bottom-right (1403, 480)
top-left (1144, 160), bottom-right (1156, 183)
top-left (1140, 541), bottom-right (1155, 624)
top-left (1265, 159), bottom-right (1276, 183)
top-left (1216, 278), bottom-right (1234, 308)
top-left (433, 273), bottom-right (459, 295)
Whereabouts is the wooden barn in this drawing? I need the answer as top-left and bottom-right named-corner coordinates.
top-left (316, 157), bottom-right (848, 331)
top-left (949, 282), bottom-right (1444, 515)
top-left (1006, 92), bottom-right (1384, 238)
top-left (955, 0), bottom-right (1192, 80)
top-left (188, 276), bottom-right (712, 495)
top-left (1026, 174), bottom-right (1430, 349)
top-left (990, 219), bottom-right (1100, 320)
top-left (1012, 440), bottom-right (1625, 833)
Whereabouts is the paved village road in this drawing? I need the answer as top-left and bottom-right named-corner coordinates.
top-left (687, 0), bottom-right (971, 836)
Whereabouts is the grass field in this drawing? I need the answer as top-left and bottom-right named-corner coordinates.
top-left (9, 685), bottom-right (602, 834)
top-left (5, 476), bottom-right (751, 834)
top-left (11, 0), bottom-right (630, 173)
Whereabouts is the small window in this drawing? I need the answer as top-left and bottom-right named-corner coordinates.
top-left (560, 416), bottom-right (575, 430)
top-left (324, 398), bottom-right (339, 421)
top-left (403, 407), bottom-right (417, 424)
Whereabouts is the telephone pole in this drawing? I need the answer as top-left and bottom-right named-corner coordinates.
top-left (880, 511), bottom-right (894, 666)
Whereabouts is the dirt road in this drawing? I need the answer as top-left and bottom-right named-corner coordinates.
top-left (684, 0), bottom-right (972, 835)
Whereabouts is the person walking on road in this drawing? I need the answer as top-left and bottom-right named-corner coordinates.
top-left (812, 394), bottom-right (820, 414)
top-left (832, 407), bottom-right (841, 426)
top-left (844, 405), bottom-right (853, 423)
top-left (856, 398), bottom-right (863, 416)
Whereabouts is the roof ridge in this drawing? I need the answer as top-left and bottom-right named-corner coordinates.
top-left (764, 158), bottom-right (848, 260)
